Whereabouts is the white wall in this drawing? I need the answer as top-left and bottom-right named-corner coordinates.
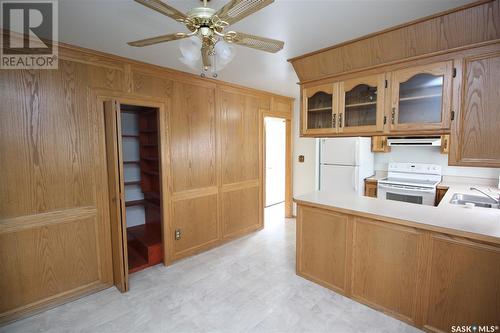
top-left (292, 100), bottom-right (317, 214)
top-left (375, 146), bottom-right (500, 179)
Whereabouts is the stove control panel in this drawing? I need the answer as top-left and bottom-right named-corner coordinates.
top-left (388, 163), bottom-right (442, 176)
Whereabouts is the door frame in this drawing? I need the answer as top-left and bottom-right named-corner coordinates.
top-left (262, 110), bottom-right (293, 218)
top-left (94, 89), bottom-right (171, 292)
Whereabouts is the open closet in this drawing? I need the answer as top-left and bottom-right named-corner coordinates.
top-left (104, 100), bottom-right (164, 291)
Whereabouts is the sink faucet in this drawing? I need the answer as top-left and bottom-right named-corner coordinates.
top-left (470, 187), bottom-right (500, 208)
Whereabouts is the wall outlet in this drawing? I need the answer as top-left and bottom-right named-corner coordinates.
top-left (175, 229), bottom-right (181, 240)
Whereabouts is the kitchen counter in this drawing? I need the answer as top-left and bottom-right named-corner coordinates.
top-left (295, 183), bottom-right (500, 245)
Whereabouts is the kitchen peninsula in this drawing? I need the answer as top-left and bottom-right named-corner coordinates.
top-left (295, 187), bottom-right (500, 332)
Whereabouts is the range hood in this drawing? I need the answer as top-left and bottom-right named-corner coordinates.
top-left (387, 136), bottom-right (441, 147)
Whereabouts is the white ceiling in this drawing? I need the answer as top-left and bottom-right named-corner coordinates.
top-left (59, 0), bottom-right (474, 98)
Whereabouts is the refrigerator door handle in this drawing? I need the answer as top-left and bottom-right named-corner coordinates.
top-left (355, 139), bottom-right (359, 165)
top-left (352, 170), bottom-right (357, 192)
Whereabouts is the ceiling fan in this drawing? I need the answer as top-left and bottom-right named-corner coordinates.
top-left (128, 0), bottom-right (284, 76)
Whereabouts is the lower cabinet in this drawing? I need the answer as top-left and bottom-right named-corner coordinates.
top-left (364, 179), bottom-right (378, 197)
top-left (352, 218), bottom-right (425, 323)
top-left (423, 235), bottom-right (500, 332)
top-left (296, 204), bottom-right (500, 331)
top-left (297, 206), bottom-right (348, 293)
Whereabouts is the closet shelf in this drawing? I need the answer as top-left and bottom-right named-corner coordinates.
top-left (125, 199), bottom-right (160, 207)
top-left (141, 157), bottom-right (158, 162)
top-left (123, 160), bottom-right (140, 164)
top-left (122, 134), bottom-right (139, 138)
top-left (142, 170), bottom-right (159, 177)
top-left (124, 180), bottom-right (140, 186)
top-left (140, 143), bottom-right (158, 147)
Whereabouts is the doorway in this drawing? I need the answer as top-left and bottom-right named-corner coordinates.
top-left (103, 100), bottom-right (165, 292)
top-left (265, 117), bottom-right (286, 208)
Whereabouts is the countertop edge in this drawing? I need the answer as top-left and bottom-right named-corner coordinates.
top-left (294, 198), bottom-right (500, 246)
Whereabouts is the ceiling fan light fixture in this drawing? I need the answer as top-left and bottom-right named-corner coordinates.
top-left (129, 0), bottom-right (284, 76)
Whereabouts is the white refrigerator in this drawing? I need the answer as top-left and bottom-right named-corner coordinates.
top-left (319, 137), bottom-right (374, 196)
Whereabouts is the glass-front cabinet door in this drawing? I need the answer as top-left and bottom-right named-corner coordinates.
top-left (338, 74), bottom-right (385, 133)
top-left (302, 83), bottom-right (339, 135)
top-left (389, 61), bottom-right (453, 132)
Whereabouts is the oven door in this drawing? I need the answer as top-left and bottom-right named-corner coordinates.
top-left (377, 183), bottom-right (436, 206)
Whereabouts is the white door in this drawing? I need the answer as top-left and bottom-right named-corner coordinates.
top-left (265, 118), bottom-right (286, 207)
top-left (320, 138), bottom-right (359, 166)
top-left (320, 164), bottom-right (360, 195)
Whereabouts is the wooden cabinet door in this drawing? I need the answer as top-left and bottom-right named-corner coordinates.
top-left (338, 74), bottom-right (385, 134)
top-left (371, 136), bottom-right (390, 153)
top-left (352, 218), bottom-right (426, 325)
top-left (423, 235), bottom-right (500, 332)
top-left (296, 206), bottom-right (348, 293)
top-left (302, 83), bottom-right (339, 136)
top-left (449, 53), bottom-right (500, 167)
top-left (364, 180), bottom-right (378, 197)
top-left (389, 61), bottom-right (453, 132)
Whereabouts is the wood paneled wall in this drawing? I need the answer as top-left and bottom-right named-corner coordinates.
top-left (289, 0), bottom-right (500, 83)
top-left (0, 41), bottom-right (292, 323)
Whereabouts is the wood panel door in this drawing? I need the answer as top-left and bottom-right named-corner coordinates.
top-left (296, 206), bottom-right (348, 293)
top-left (389, 61), bottom-right (453, 133)
top-left (169, 81), bottom-right (219, 260)
top-left (0, 61), bottom-right (113, 323)
top-left (449, 53), bottom-right (500, 167)
top-left (338, 74), bottom-right (385, 134)
top-left (423, 235), bottom-right (500, 332)
top-left (351, 218), bottom-right (426, 325)
top-left (103, 100), bottom-right (128, 292)
top-left (220, 88), bottom-right (265, 239)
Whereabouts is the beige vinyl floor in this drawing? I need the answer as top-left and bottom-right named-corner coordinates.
top-left (2, 203), bottom-right (421, 333)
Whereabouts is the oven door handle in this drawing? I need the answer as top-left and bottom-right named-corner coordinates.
top-left (378, 184), bottom-right (435, 193)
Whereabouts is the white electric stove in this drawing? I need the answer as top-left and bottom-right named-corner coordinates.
top-left (377, 163), bottom-right (442, 206)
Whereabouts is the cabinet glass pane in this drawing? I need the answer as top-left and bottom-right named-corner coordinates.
top-left (344, 84), bottom-right (377, 127)
top-left (307, 91), bottom-right (333, 129)
top-left (398, 73), bottom-right (443, 124)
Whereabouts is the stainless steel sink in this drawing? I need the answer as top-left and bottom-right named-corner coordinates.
top-left (449, 193), bottom-right (499, 209)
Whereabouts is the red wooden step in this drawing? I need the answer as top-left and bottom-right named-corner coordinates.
top-left (127, 223), bottom-right (163, 273)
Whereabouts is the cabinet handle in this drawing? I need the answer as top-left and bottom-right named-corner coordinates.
top-left (332, 113), bottom-right (336, 128)
top-left (339, 113), bottom-right (343, 128)
top-left (391, 107), bottom-right (396, 124)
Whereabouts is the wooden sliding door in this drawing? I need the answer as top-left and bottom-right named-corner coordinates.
top-left (103, 100), bottom-right (129, 292)
top-left (219, 88), bottom-right (266, 238)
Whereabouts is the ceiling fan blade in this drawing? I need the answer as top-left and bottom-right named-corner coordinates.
top-left (128, 33), bottom-right (187, 47)
top-left (224, 32), bottom-right (284, 53)
top-left (215, 0), bottom-right (274, 26)
top-left (134, 0), bottom-right (188, 23)
top-left (201, 45), bottom-right (212, 69)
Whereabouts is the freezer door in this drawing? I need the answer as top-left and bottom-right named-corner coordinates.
top-left (320, 164), bottom-right (360, 195)
top-left (320, 138), bottom-right (358, 165)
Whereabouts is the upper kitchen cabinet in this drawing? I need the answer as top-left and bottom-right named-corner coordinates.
top-left (389, 61), bottom-right (453, 133)
top-left (302, 83), bottom-right (338, 135)
top-left (339, 74), bottom-right (385, 134)
top-left (449, 52), bottom-right (500, 167)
